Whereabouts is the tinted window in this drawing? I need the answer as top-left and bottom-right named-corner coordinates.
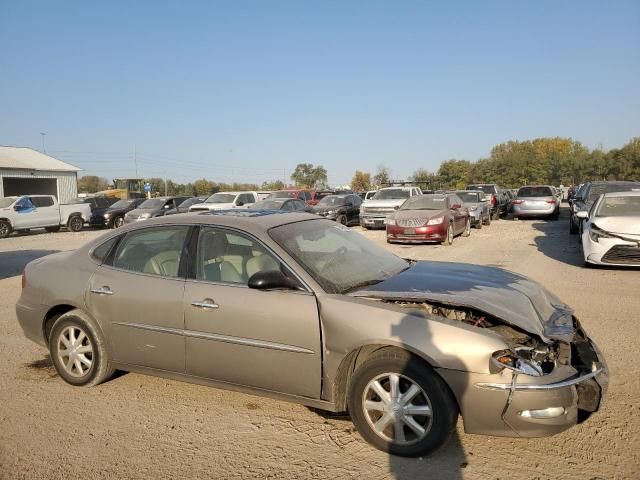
top-left (196, 227), bottom-right (283, 285)
top-left (587, 183), bottom-right (638, 202)
top-left (30, 196), bottom-right (54, 207)
top-left (292, 199), bottom-right (306, 210)
top-left (110, 199), bottom-right (134, 209)
top-left (91, 236), bottom-right (119, 263)
top-left (517, 186), bottom-right (553, 197)
top-left (238, 194), bottom-right (254, 204)
top-left (301, 191), bottom-right (311, 201)
top-left (112, 226), bottom-right (189, 277)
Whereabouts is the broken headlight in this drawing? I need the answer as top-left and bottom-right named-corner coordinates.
top-left (589, 224), bottom-right (611, 243)
top-left (491, 350), bottom-right (545, 377)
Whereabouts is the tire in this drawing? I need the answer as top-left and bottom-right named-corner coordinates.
top-left (474, 219), bottom-right (482, 230)
top-left (48, 309), bottom-right (114, 387)
top-left (68, 216), bottom-right (83, 232)
top-left (491, 211), bottom-right (500, 221)
top-left (45, 226), bottom-right (61, 233)
top-left (0, 220), bottom-right (12, 239)
top-left (113, 216), bottom-right (124, 228)
top-left (347, 350), bottom-right (458, 457)
top-left (462, 218), bottom-right (471, 237)
top-left (441, 223), bottom-right (453, 246)
top-left (483, 214), bottom-right (491, 226)
top-left (336, 214), bottom-right (347, 226)
top-left (569, 218), bottom-right (578, 235)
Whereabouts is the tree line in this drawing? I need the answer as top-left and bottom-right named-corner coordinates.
top-left (78, 136), bottom-right (639, 195)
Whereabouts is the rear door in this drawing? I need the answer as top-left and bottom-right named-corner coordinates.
top-left (448, 195), bottom-right (466, 233)
top-left (183, 226), bottom-right (322, 398)
top-left (87, 225), bottom-right (190, 372)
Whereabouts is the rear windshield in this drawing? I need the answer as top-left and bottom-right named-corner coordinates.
top-left (588, 183), bottom-right (639, 202)
top-left (518, 186), bottom-right (553, 197)
top-left (457, 192), bottom-right (482, 203)
top-left (373, 189), bottom-right (410, 200)
top-left (205, 193), bottom-right (236, 203)
top-left (467, 185), bottom-right (495, 194)
top-left (268, 191), bottom-right (297, 199)
top-left (400, 195), bottom-right (446, 210)
top-left (318, 196), bottom-right (347, 206)
top-left (596, 196), bottom-right (640, 217)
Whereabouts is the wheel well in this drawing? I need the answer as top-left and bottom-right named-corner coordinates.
top-left (43, 304), bottom-right (76, 342)
top-left (332, 344), bottom-right (428, 412)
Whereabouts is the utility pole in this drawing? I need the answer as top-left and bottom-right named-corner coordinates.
top-left (134, 146), bottom-right (139, 178)
top-left (40, 132), bottom-right (46, 153)
top-left (164, 174), bottom-right (168, 196)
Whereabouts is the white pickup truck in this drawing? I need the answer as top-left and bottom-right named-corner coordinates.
top-left (359, 186), bottom-right (423, 229)
top-left (0, 195), bottom-right (91, 238)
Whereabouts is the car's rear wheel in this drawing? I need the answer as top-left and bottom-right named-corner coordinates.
top-left (68, 216), bottom-right (83, 232)
top-left (347, 350), bottom-right (458, 457)
top-left (113, 216), bottom-right (124, 228)
top-left (337, 214), bottom-right (347, 226)
top-left (45, 226), bottom-right (61, 233)
top-left (462, 218), bottom-right (471, 237)
top-left (483, 214), bottom-right (491, 226)
top-left (475, 219), bottom-right (482, 229)
top-left (0, 220), bottom-right (11, 239)
top-left (49, 310), bottom-right (114, 387)
top-left (441, 223), bottom-right (453, 246)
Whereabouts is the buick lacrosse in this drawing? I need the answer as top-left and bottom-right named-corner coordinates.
top-left (16, 211), bottom-right (608, 456)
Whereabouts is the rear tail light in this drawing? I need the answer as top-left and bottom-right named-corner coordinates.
top-left (21, 271), bottom-right (26, 289)
top-left (511, 200), bottom-right (524, 205)
top-left (490, 194), bottom-right (496, 207)
top-left (546, 199), bottom-right (557, 204)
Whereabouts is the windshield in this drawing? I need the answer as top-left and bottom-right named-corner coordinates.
top-left (269, 219), bottom-right (408, 294)
top-left (179, 197), bottom-right (201, 208)
top-left (467, 185), bottom-right (495, 194)
top-left (268, 191), bottom-right (297, 199)
top-left (400, 195), bottom-right (446, 210)
top-left (110, 199), bottom-right (133, 209)
top-left (588, 183), bottom-right (638, 202)
top-left (0, 197), bottom-right (17, 208)
top-left (138, 199), bottom-right (166, 209)
top-left (318, 196), bottom-right (346, 206)
top-left (372, 189), bottom-right (410, 200)
top-left (457, 192), bottom-right (481, 203)
top-left (205, 193), bottom-right (236, 204)
top-left (596, 196), bottom-right (640, 217)
top-left (518, 186), bottom-right (553, 197)
top-left (251, 200), bottom-right (284, 209)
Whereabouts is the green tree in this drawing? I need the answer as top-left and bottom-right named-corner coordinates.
top-left (373, 164), bottom-right (391, 187)
top-left (261, 180), bottom-right (286, 191)
top-left (437, 160), bottom-right (471, 189)
top-left (77, 175), bottom-right (110, 193)
top-left (350, 171), bottom-right (371, 192)
top-left (290, 163), bottom-right (328, 189)
top-left (193, 179), bottom-right (215, 196)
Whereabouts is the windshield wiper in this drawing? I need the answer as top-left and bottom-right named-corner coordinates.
top-left (342, 279), bottom-right (385, 294)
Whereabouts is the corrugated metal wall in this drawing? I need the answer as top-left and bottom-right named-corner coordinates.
top-left (0, 169), bottom-right (78, 203)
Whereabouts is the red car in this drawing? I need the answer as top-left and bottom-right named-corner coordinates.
top-left (266, 189), bottom-right (316, 205)
top-left (386, 193), bottom-right (471, 245)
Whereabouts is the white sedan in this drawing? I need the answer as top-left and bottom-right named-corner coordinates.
top-left (577, 191), bottom-right (640, 266)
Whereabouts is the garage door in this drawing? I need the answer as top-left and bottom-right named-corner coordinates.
top-left (3, 177), bottom-right (58, 198)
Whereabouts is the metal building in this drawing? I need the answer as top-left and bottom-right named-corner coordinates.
top-left (0, 146), bottom-right (80, 203)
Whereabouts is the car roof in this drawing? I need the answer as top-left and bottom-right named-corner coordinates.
top-left (602, 190), bottom-right (640, 197)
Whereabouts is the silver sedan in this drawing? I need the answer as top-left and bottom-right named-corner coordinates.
top-left (512, 185), bottom-right (560, 220)
top-left (16, 211), bottom-right (607, 456)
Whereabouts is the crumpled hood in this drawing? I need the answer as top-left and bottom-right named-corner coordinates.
top-left (363, 199), bottom-right (407, 208)
top-left (592, 216), bottom-right (640, 236)
top-left (350, 261), bottom-right (575, 343)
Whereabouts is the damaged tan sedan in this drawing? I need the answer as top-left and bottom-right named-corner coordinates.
top-left (16, 211), bottom-right (608, 457)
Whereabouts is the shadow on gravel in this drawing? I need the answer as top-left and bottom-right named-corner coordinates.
top-left (0, 250), bottom-right (59, 279)
top-left (530, 209), bottom-right (584, 267)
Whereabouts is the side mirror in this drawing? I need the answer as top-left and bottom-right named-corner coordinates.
top-left (248, 270), bottom-right (299, 291)
top-left (393, 205), bottom-right (400, 210)
top-left (236, 200), bottom-right (244, 207)
top-left (576, 211), bottom-right (588, 220)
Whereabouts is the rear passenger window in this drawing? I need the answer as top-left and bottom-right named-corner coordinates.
top-left (91, 236), bottom-right (119, 263)
top-left (112, 226), bottom-right (189, 277)
top-left (30, 197), bottom-right (54, 207)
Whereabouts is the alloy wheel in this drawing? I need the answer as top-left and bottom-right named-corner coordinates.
top-left (361, 373), bottom-right (433, 446)
top-left (114, 216), bottom-right (124, 228)
top-left (56, 326), bottom-right (94, 378)
top-left (0, 222), bottom-right (9, 238)
top-left (447, 224), bottom-right (453, 244)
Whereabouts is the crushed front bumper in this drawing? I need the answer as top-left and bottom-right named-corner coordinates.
top-left (438, 334), bottom-right (608, 438)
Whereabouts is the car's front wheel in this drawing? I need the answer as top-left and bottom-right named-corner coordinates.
top-left (441, 223), bottom-right (454, 246)
top-left (49, 309), bottom-right (114, 387)
top-left (113, 216), bottom-right (124, 228)
top-left (462, 218), bottom-right (471, 237)
top-left (348, 350), bottom-right (458, 457)
top-left (0, 220), bottom-right (12, 238)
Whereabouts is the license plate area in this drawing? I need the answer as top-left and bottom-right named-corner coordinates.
top-left (404, 228), bottom-right (415, 234)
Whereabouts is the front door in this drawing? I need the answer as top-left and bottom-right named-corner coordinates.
top-left (86, 225), bottom-right (190, 372)
top-left (183, 226), bottom-right (322, 398)
top-left (30, 196), bottom-right (59, 227)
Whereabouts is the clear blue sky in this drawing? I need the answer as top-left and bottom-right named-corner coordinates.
top-left (1, 0), bottom-right (638, 186)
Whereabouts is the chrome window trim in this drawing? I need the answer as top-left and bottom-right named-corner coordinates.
top-left (113, 322), bottom-right (314, 354)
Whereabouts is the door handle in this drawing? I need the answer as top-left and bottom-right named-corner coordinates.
top-left (191, 299), bottom-right (219, 310)
top-left (90, 286), bottom-right (113, 295)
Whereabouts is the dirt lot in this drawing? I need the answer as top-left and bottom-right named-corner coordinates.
top-left (0, 208), bottom-right (638, 480)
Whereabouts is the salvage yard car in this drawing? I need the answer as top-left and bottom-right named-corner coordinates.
top-left (455, 190), bottom-right (491, 228)
top-left (90, 197), bottom-right (146, 228)
top-left (189, 192), bottom-right (258, 212)
top-left (16, 211), bottom-right (609, 456)
top-left (0, 195), bottom-right (90, 238)
top-left (124, 196), bottom-right (192, 224)
top-left (511, 185), bottom-right (560, 220)
top-left (249, 198), bottom-right (310, 212)
top-left (386, 193), bottom-right (471, 245)
top-left (360, 186), bottom-right (422, 229)
top-left (578, 191), bottom-right (640, 266)
top-left (311, 194), bottom-right (362, 225)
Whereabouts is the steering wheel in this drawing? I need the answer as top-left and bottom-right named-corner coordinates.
top-left (320, 246), bottom-right (348, 275)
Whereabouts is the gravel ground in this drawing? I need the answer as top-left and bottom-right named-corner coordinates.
top-left (0, 208), bottom-right (638, 479)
